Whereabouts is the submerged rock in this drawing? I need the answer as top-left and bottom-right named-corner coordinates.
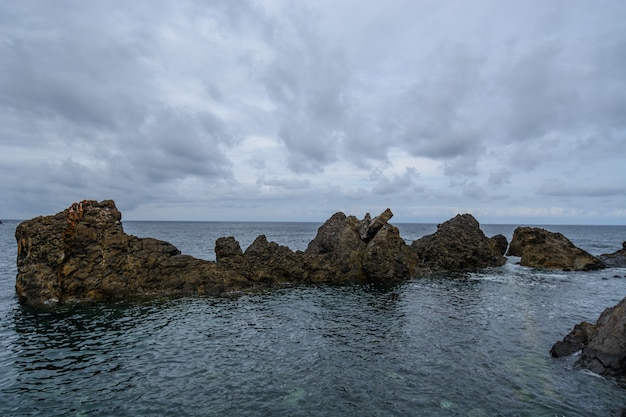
top-left (506, 227), bottom-right (605, 271)
top-left (552, 297), bottom-right (626, 378)
top-left (410, 214), bottom-right (507, 271)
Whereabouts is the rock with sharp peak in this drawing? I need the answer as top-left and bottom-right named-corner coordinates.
top-left (16, 201), bottom-right (513, 307)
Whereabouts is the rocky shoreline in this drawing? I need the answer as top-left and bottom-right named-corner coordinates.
top-left (14, 199), bottom-right (626, 380)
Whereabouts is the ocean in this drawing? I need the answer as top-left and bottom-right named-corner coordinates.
top-left (1, 220), bottom-right (626, 416)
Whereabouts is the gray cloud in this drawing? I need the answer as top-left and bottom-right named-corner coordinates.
top-left (257, 176), bottom-right (310, 190)
top-left (537, 182), bottom-right (626, 198)
top-left (371, 167), bottom-right (420, 195)
top-left (0, 0), bottom-right (625, 223)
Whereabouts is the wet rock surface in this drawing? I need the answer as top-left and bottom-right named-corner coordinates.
top-left (507, 226), bottom-right (605, 271)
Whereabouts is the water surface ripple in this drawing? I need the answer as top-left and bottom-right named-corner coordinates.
top-left (1, 221), bottom-right (626, 416)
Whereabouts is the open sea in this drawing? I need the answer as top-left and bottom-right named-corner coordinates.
top-left (1, 220), bottom-right (626, 416)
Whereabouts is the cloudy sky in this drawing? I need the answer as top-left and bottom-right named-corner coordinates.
top-left (1, 0), bottom-right (625, 224)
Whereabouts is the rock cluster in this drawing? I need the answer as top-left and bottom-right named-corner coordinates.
top-left (506, 226), bottom-right (605, 271)
top-left (552, 297), bottom-right (626, 378)
top-left (15, 200), bottom-right (508, 306)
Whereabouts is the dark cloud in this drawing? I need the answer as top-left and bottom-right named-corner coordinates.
top-left (118, 106), bottom-right (234, 183)
top-left (0, 0), bottom-right (624, 223)
top-left (261, 4), bottom-right (351, 173)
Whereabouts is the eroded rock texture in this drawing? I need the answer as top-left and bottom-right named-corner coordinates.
top-left (410, 214), bottom-right (507, 272)
top-left (16, 200), bottom-right (510, 307)
top-left (506, 227), bottom-right (605, 271)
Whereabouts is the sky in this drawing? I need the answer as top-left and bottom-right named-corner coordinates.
top-left (1, 0), bottom-right (625, 224)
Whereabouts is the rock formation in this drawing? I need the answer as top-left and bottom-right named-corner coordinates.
top-left (15, 200), bottom-right (251, 305)
top-left (552, 297), bottom-right (626, 378)
top-left (506, 227), bottom-right (605, 271)
top-left (599, 242), bottom-right (626, 268)
top-left (410, 214), bottom-right (507, 271)
top-left (15, 200), bottom-right (509, 307)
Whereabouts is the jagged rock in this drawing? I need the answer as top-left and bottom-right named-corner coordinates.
top-left (15, 201), bottom-right (524, 307)
top-left (15, 200), bottom-right (251, 305)
top-left (550, 322), bottom-right (595, 357)
top-left (507, 227), bottom-right (605, 271)
top-left (362, 223), bottom-right (425, 282)
top-left (410, 214), bottom-right (507, 271)
top-left (305, 212), bottom-right (369, 281)
top-left (244, 235), bottom-right (305, 283)
top-left (15, 201), bottom-right (434, 306)
top-left (599, 242), bottom-right (626, 268)
top-left (358, 208), bottom-right (394, 242)
top-left (215, 236), bottom-right (250, 277)
top-left (578, 298), bottom-right (626, 377)
top-left (304, 209), bottom-right (424, 284)
top-left (552, 297), bottom-right (626, 378)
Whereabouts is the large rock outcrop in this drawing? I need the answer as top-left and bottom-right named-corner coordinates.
top-left (410, 214), bottom-right (508, 271)
top-left (506, 227), bottom-right (605, 271)
top-left (15, 200), bottom-right (251, 305)
top-left (303, 209), bottom-right (426, 283)
top-left (15, 200), bottom-right (514, 307)
top-left (14, 201), bottom-right (424, 305)
top-left (552, 297), bottom-right (626, 378)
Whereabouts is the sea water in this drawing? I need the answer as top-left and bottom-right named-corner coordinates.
top-left (1, 220), bottom-right (626, 416)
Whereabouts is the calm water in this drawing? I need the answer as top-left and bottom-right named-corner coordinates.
top-left (1, 220), bottom-right (626, 416)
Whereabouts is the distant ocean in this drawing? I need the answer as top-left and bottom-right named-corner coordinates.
top-left (1, 220), bottom-right (626, 416)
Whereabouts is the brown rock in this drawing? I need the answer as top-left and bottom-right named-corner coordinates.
top-left (15, 201), bottom-right (518, 307)
top-left (410, 214), bottom-right (507, 271)
top-left (507, 227), bottom-right (605, 271)
top-left (244, 235), bottom-right (305, 283)
top-left (305, 212), bottom-right (368, 281)
top-left (15, 200), bottom-right (252, 305)
top-left (362, 223), bottom-right (423, 283)
top-left (490, 234), bottom-right (509, 256)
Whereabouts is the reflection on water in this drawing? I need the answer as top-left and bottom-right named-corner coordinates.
top-left (2, 275), bottom-right (626, 416)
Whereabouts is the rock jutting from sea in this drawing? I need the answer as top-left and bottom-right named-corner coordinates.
top-left (506, 226), bottom-right (605, 271)
top-left (15, 200), bottom-right (510, 307)
top-left (552, 297), bottom-right (626, 378)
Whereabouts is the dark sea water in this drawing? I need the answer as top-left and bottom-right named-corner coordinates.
top-left (1, 220), bottom-right (626, 416)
